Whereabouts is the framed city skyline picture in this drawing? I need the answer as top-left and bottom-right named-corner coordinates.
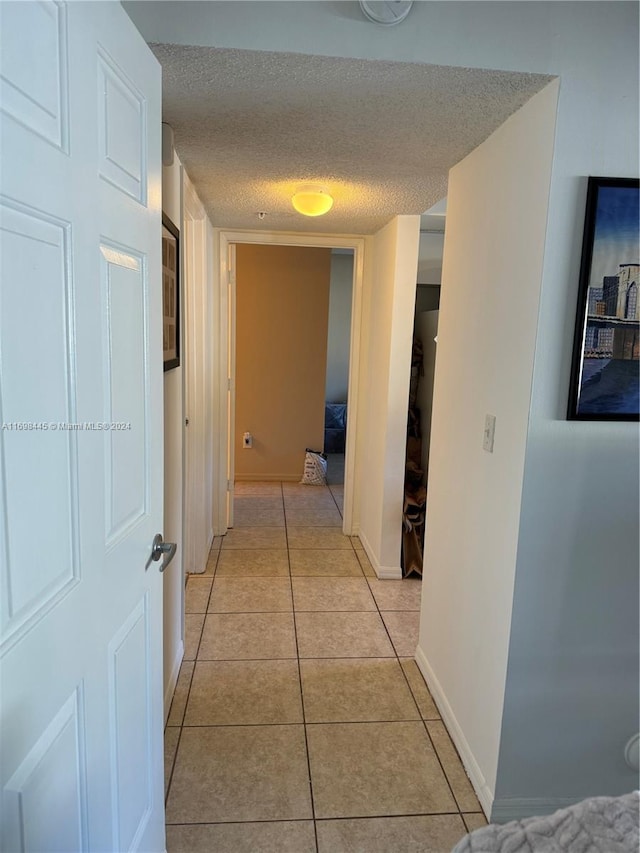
top-left (567, 176), bottom-right (639, 420)
top-left (162, 213), bottom-right (180, 372)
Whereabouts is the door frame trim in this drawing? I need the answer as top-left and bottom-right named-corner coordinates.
top-left (183, 175), bottom-right (212, 572)
top-left (215, 229), bottom-right (366, 536)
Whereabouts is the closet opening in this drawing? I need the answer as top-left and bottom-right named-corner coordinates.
top-left (402, 204), bottom-right (445, 577)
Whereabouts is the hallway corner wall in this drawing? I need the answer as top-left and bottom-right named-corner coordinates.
top-left (358, 215), bottom-right (420, 578)
top-left (416, 80), bottom-right (559, 814)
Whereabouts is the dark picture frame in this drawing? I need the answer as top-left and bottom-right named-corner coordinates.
top-left (567, 177), bottom-right (639, 420)
top-left (162, 213), bottom-right (180, 372)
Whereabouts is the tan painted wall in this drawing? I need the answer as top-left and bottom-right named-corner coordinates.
top-left (235, 244), bottom-right (331, 480)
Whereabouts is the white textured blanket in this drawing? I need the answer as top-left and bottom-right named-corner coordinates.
top-left (452, 792), bottom-right (639, 853)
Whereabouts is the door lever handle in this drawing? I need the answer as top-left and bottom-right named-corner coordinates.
top-left (145, 533), bottom-right (177, 573)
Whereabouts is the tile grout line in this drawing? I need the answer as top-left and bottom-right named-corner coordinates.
top-left (420, 716), bottom-right (466, 819)
top-left (362, 564), bottom-right (465, 818)
top-left (284, 482), bottom-right (321, 853)
top-left (424, 716), bottom-right (484, 817)
top-left (364, 576), bottom-right (424, 723)
top-left (166, 540), bottom-right (220, 803)
top-left (327, 480), bottom-right (343, 517)
top-left (196, 607), bottom-right (419, 614)
top-left (365, 567), bottom-right (473, 825)
top-left (365, 553), bottom-right (467, 820)
top-left (190, 654), bottom-right (394, 662)
top-left (164, 729), bottom-right (181, 808)
top-left (165, 818), bottom-right (316, 827)
top-left (164, 660), bottom-right (195, 804)
top-left (359, 545), bottom-right (475, 819)
top-left (165, 808), bottom-right (469, 828)
top-left (177, 717), bottom-right (428, 728)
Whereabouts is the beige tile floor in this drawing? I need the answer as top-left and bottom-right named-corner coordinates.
top-left (165, 481), bottom-right (487, 852)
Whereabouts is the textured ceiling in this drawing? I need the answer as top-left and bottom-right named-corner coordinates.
top-left (153, 45), bottom-right (553, 234)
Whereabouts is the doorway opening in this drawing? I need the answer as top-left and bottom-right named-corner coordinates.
top-left (215, 231), bottom-right (365, 538)
top-left (232, 244), bottom-right (353, 490)
top-left (402, 211), bottom-right (445, 577)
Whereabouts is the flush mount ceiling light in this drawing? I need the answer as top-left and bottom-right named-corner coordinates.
top-left (291, 185), bottom-right (334, 217)
top-left (359, 1), bottom-right (413, 26)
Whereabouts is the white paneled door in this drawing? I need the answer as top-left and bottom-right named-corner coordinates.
top-left (0, 3), bottom-right (165, 851)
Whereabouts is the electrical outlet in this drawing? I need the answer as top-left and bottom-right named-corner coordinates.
top-left (483, 415), bottom-right (496, 453)
top-left (242, 432), bottom-right (253, 449)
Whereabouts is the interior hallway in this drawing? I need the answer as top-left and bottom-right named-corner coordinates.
top-left (163, 480), bottom-right (487, 852)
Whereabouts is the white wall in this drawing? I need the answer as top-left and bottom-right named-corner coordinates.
top-left (325, 252), bottom-right (353, 403)
top-left (493, 11), bottom-right (640, 817)
top-left (123, 1), bottom-right (627, 80)
top-left (417, 81), bottom-right (559, 813)
top-left (161, 152), bottom-right (184, 718)
top-left (130, 0), bottom-right (640, 813)
top-left (359, 216), bottom-right (420, 577)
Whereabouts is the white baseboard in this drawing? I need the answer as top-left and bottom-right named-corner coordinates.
top-left (164, 639), bottom-right (184, 726)
top-left (415, 645), bottom-right (492, 818)
top-left (414, 648), bottom-right (597, 825)
top-left (377, 566), bottom-right (403, 579)
top-left (490, 797), bottom-right (586, 823)
top-left (358, 529), bottom-right (402, 579)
